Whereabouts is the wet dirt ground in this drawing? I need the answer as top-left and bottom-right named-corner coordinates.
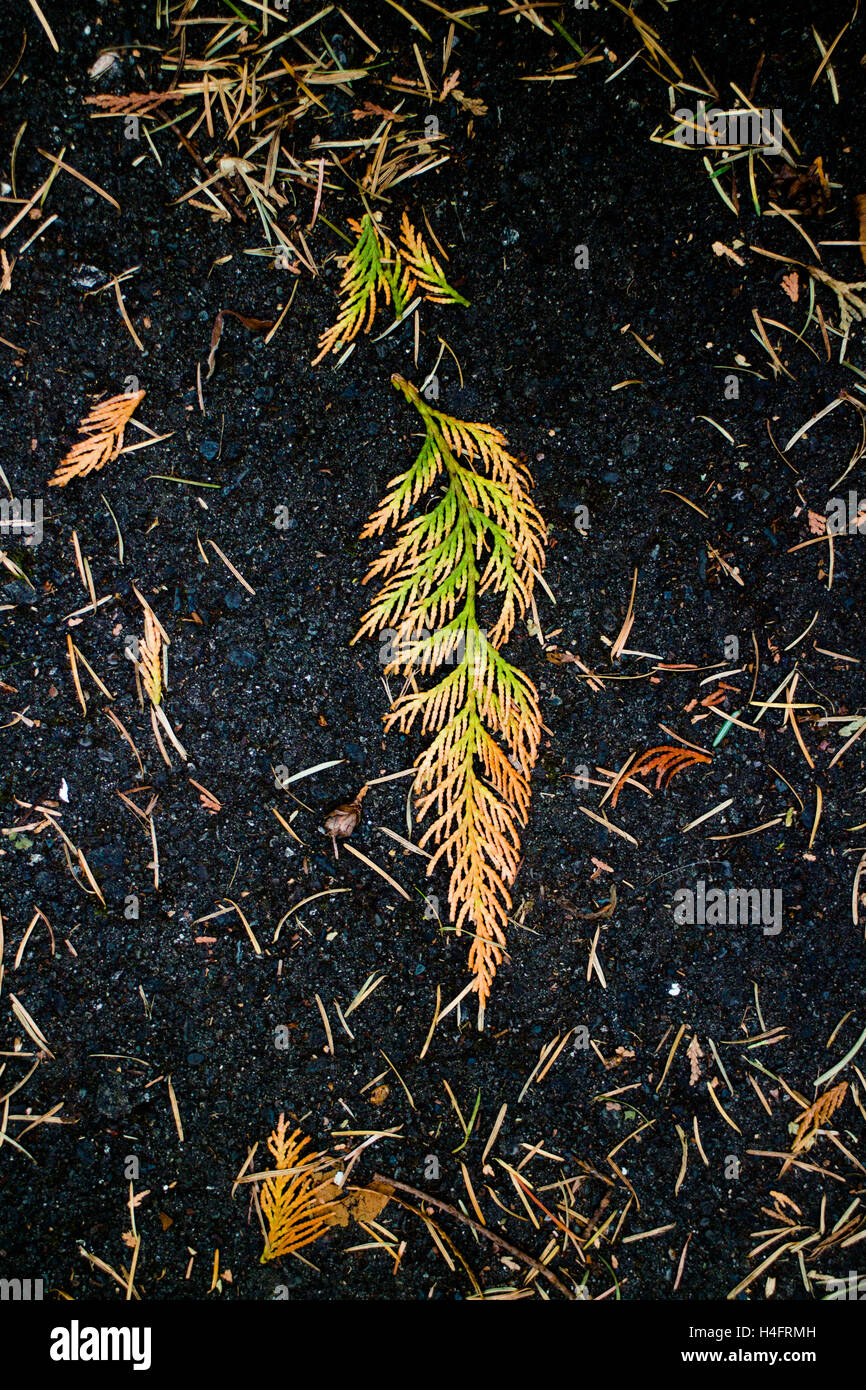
top-left (0, 0), bottom-right (864, 1301)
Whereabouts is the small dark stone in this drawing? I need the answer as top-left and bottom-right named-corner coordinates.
top-left (228, 646), bottom-right (257, 669)
top-left (2, 582), bottom-right (37, 605)
top-left (95, 1076), bottom-right (132, 1120)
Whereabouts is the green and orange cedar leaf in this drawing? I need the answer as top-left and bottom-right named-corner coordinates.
top-left (399, 212), bottom-right (469, 306)
top-left (49, 390), bottom-right (145, 487)
top-left (313, 213), bottom-right (465, 364)
top-left (352, 376), bottom-right (546, 1022)
top-left (260, 1116), bottom-right (341, 1263)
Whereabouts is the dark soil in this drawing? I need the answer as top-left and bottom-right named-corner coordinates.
top-left (1, 0), bottom-right (864, 1304)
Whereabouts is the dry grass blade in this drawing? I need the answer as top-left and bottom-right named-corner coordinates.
top-left (49, 390), bottom-right (145, 487)
top-left (608, 745), bottom-right (712, 809)
top-left (260, 1115), bottom-right (341, 1262)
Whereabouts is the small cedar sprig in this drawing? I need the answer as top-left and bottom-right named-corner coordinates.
top-left (313, 213), bottom-right (465, 364)
top-left (608, 745), bottom-right (711, 808)
top-left (130, 586), bottom-right (169, 710)
top-left (85, 91), bottom-right (186, 115)
top-left (791, 1081), bottom-right (848, 1156)
top-left (352, 376), bottom-right (546, 1021)
top-left (49, 390), bottom-right (145, 487)
top-left (399, 212), bottom-right (469, 306)
top-left (312, 214), bottom-right (411, 364)
top-left (137, 607), bottom-right (163, 708)
top-left (260, 1116), bottom-right (341, 1263)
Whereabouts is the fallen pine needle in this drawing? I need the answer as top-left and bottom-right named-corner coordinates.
top-left (222, 897), bottom-right (262, 955)
top-left (38, 147), bottom-right (119, 211)
top-left (315, 994), bottom-right (335, 1055)
top-left (577, 805), bottom-right (638, 846)
top-left (206, 539), bottom-right (255, 594)
top-left (681, 798), bottom-right (733, 833)
top-left (706, 1080), bottom-right (742, 1133)
top-left (166, 1075), bottom-right (184, 1143)
top-left (342, 842), bottom-right (410, 899)
top-left (27, 0), bottom-right (59, 51)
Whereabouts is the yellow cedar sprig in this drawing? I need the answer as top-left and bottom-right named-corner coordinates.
top-left (49, 390), bottom-right (145, 486)
top-left (352, 376), bottom-right (546, 1020)
top-left (131, 587), bottom-right (169, 709)
top-left (137, 608), bottom-right (163, 708)
top-left (260, 1116), bottom-right (341, 1263)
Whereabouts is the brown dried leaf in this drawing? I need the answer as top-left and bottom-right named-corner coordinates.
top-left (323, 1184), bottom-right (392, 1228)
top-left (857, 194), bottom-right (866, 267)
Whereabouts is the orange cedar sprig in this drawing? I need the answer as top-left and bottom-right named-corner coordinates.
top-left (352, 376), bottom-right (546, 1022)
top-left (792, 1081), bottom-right (848, 1156)
top-left (398, 211), bottom-right (469, 306)
top-left (260, 1117), bottom-right (341, 1263)
top-left (49, 390), bottom-right (145, 487)
top-left (608, 745), bottom-right (711, 808)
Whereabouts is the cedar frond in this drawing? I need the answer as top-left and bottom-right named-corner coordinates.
top-left (312, 214), bottom-right (412, 364)
top-left (137, 608), bottom-right (163, 708)
top-left (608, 745), bottom-right (711, 808)
top-left (352, 375), bottom-right (546, 1018)
top-left (84, 91), bottom-right (186, 114)
top-left (260, 1115), bottom-right (341, 1263)
top-left (49, 390), bottom-right (145, 487)
top-left (399, 212), bottom-right (468, 305)
top-left (313, 213), bottom-right (465, 364)
top-left (792, 1081), bottom-right (847, 1155)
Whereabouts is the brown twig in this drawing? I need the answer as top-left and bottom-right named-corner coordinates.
top-left (371, 1173), bottom-right (578, 1299)
top-left (174, 130), bottom-right (247, 222)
